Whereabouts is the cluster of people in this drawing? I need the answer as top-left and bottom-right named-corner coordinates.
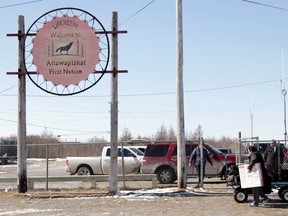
top-left (189, 140), bottom-right (288, 207)
top-left (248, 140), bottom-right (287, 207)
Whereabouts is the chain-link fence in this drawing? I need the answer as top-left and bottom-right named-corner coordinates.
top-left (2, 140), bottom-right (261, 190)
top-left (0, 140), bottom-right (17, 165)
top-left (236, 137), bottom-right (288, 182)
top-left (0, 142), bottom-right (153, 190)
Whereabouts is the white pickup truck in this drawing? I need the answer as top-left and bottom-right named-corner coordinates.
top-left (65, 146), bottom-right (143, 175)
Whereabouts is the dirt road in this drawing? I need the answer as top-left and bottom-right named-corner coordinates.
top-left (0, 185), bottom-right (287, 216)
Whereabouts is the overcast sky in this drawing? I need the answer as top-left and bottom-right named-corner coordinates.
top-left (1, 0), bottom-right (288, 142)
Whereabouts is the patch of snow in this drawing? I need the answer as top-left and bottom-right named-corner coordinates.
top-left (0, 208), bottom-right (61, 216)
top-left (118, 187), bottom-right (203, 198)
top-left (4, 186), bottom-right (13, 192)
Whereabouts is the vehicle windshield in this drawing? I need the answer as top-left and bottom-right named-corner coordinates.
top-left (129, 148), bottom-right (144, 156)
top-left (207, 144), bottom-right (224, 155)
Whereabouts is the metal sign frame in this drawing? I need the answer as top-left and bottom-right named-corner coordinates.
top-left (24, 7), bottom-right (110, 96)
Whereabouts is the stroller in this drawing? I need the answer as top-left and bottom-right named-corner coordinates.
top-left (227, 164), bottom-right (288, 203)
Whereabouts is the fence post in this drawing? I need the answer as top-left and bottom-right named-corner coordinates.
top-left (27, 178), bottom-right (34, 189)
top-left (46, 144), bottom-right (49, 191)
top-left (121, 142), bottom-right (126, 188)
top-left (200, 137), bottom-right (204, 188)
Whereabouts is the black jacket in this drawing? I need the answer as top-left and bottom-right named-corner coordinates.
top-left (264, 145), bottom-right (284, 168)
top-left (248, 151), bottom-right (267, 177)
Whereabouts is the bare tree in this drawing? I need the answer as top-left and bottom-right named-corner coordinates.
top-left (205, 136), bottom-right (236, 151)
top-left (26, 128), bottom-right (59, 144)
top-left (155, 124), bottom-right (168, 141)
top-left (168, 126), bottom-right (176, 141)
top-left (120, 127), bottom-right (132, 141)
top-left (86, 136), bottom-right (108, 143)
top-left (192, 125), bottom-right (203, 140)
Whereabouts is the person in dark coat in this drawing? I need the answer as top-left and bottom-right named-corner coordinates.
top-left (285, 150), bottom-right (288, 163)
top-left (264, 140), bottom-right (284, 181)
top-left (189, 143), bottom-right (213, 188)
top-left (247, 145), bottom-right (270, 207)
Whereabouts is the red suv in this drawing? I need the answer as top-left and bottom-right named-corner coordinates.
top-left (141, 141), bottom-right (236, 184)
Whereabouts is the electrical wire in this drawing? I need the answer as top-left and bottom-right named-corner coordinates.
top-left (0, 116), bottom-right (109, 135)
top-left (0, 0), bottom-right (44, 9)
top-left (241, 0), bottom-right (288, 12)
top-left (118, 0), bottom-right (157, 27)
top-left (0, 78), bottom-right (281, 97)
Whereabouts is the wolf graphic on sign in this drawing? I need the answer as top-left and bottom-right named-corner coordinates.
top-left (56, 42), bottom-right (73, 55)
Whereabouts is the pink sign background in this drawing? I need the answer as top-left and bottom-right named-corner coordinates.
top-left (32, 16), bottom-right (100, 86)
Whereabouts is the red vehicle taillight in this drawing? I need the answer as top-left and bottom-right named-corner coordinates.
top-left (65, 159), bottom-right (69, 166)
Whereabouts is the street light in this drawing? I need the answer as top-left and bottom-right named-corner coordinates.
top-left (282, 88), bottom-right (287, 147)
top-left (281, 46), bottom-right (287, 148)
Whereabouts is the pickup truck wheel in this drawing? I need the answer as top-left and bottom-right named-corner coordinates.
top-left (77, 166), bottom-right (92, 175)
top-left (156, 167), bottom-right (176, 184)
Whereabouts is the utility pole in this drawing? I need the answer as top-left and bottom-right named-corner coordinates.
top-left (109, 11), bottom-right (118, 194)
top-left (282, 46), bottom-right (287, 149)
top-left (176, 0), bottom-right (186, 189)
top-left (17, 15), bottom-right (27, 193)
top-left (250, 111), bottom-right (253, 140)
top-left (249, 91), bottom-right (253, 143)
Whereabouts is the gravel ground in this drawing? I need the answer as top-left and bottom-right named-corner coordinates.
top-left (0, 183), bottom-right (287, 216)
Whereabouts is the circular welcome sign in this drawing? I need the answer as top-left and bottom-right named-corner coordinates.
top-left (25, 8), bottom-right (110, 95)
top-left (32, 16), bottom-right (100, 86)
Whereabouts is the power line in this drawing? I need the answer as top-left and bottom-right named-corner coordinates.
top-left (118, 0), bottom-right (157, 26)
top-left (117, 78), bottom-right (280, 96)
top-left (242, 0), bottom-right (288, 12)
top-left (0, 0), bottom-right (44, 9)
top-left (0, 86), bottom-right (17, 94)
top-left (185, 78), bottom-right (280, 93)
top-left (0, 116), bottom-right (108, 135)
top-left (0, 78), bottom-right (281, 97)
